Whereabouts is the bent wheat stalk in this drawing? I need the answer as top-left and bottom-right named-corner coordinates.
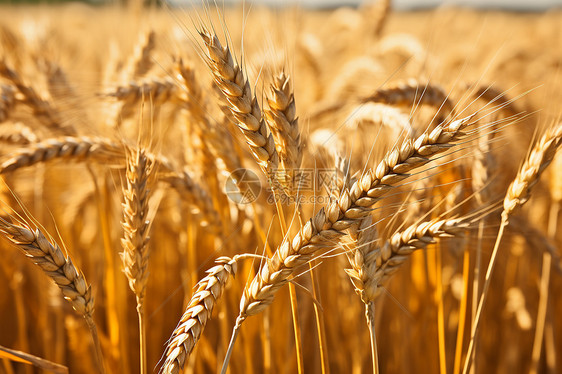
top-left (0, 136), bottom-right (125, 173)
top-left (0, 344), bottom-right (68, 374)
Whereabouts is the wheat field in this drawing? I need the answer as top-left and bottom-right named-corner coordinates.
top-left (0, 1), bottom-right (561, 373)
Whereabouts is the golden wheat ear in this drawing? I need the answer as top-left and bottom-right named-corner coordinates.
top-left (0, 215), bottom-right (105, 373)
top-left (264, 72), bottom-right (303, 195)
top-left (198, 29), bottom-right (279, 175)
top-left (161, 256), bottom-right (240, 374)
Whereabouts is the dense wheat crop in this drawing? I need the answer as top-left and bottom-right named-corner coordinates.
top-left (0, 1), bottom-right (561, 373)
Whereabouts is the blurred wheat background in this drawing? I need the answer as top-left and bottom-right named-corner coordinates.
top-left (0, 1), bottom-right (561, 373)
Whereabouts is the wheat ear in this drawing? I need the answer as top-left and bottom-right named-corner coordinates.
top-left (345, 217), bottom-right (380, 304)
top-left (160, 169), bottom-right (222, 232)
top-left (347, 216), bottom-right (469, 302)
top-left (162, 256), bottom-right (239, 374)
top-left (0, 136), bottom-right (220, 230)
top-left (105, 78), bottom-right (177, 119)
top-left (126, 30), bottom-right (156, 79)
top-left (0, 219), bottom-right (105, 373)
top-left (346, 214), bottom-right (469, 374)
top-left (502, 124), bottom-right (562, 217)
top-left (176, 60), bottom-right (243, 175)
top-left (199, 30), bottom-right (279, 175)
top-left (120, 148), bottom-right (153, 374)
top-left (239, 114), bottom-right (476, 319)
top-left (368, 0), bottom-right (391, 37)
top-left (463, 123), bottom-right (562, 374)
top-left (264, 72), bottom-right (302, 194)
top-left (0, 136), bottom-right (125, 173)
top-left (0, 122), bottom-right (38, 145)
top-left (0, 84), bottom-right (15, 122)
top-left (473, 84), bottom-right (519, 116)
top-left (0, 60), bottom-right (72, 135)
top-left (362, 78), bottom-right (453, 111)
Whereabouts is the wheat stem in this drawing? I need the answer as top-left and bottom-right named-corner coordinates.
top-left (530, 201), bottom-right (558, 374)
top-left (453, 246), bottom-right (470, 374)
top-left (365, 302), bottom-right (379, 374)
top-left (220, 317), bottom-right (243, 374)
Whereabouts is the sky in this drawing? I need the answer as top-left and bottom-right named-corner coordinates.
top-left (175, 0), bottom-right (562, 11)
